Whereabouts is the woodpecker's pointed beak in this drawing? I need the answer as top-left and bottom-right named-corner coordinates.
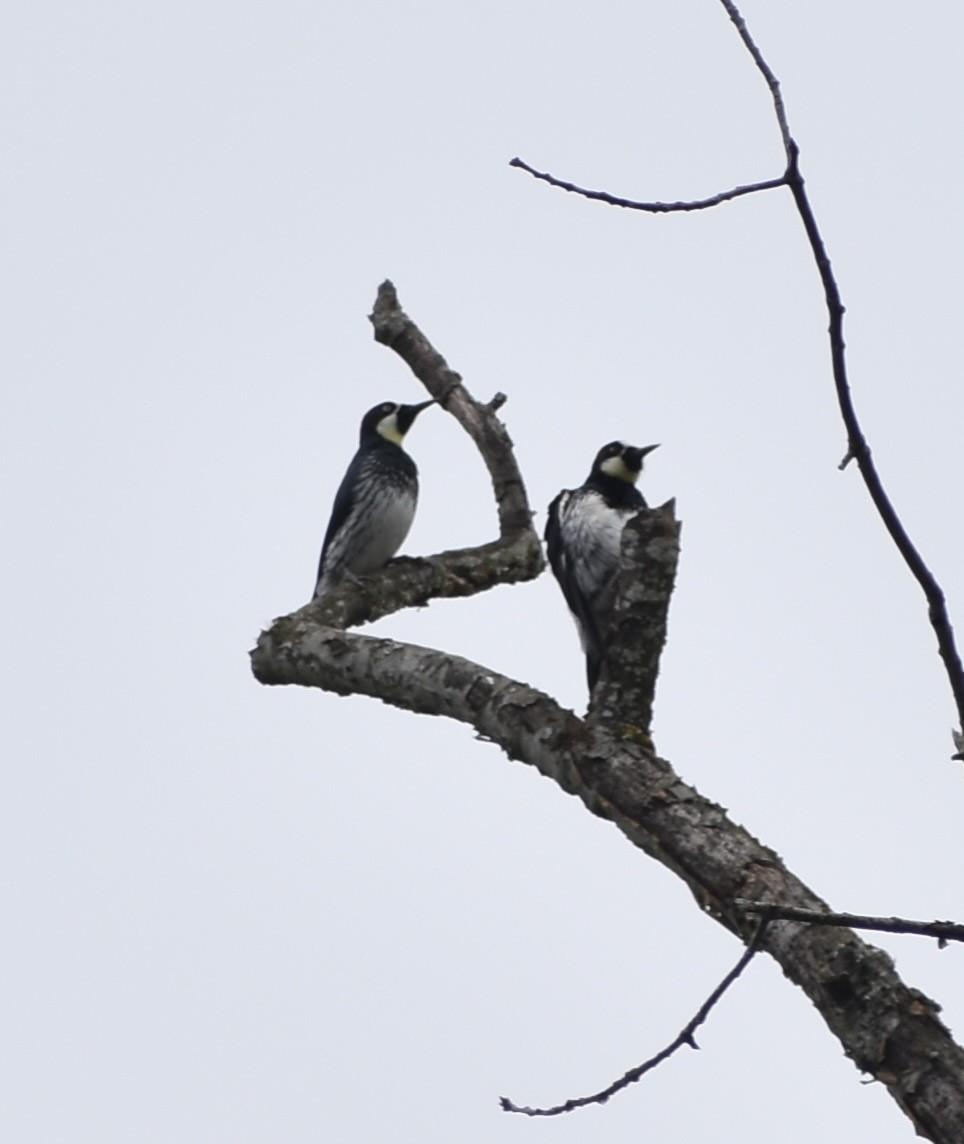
top-left (622, 443), bottom-right (660, 470)
top-left (396, 399), bottom-right (436, 436)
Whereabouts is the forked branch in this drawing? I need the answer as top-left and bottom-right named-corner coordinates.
top-left (511, 0), bottom-right (964, 743)
top-left (252, 285), bottom-right (964, 1141)
top-left (370, 280), bottom-right (533, 539)
top-left (737, 902), bottom-right (964, 948)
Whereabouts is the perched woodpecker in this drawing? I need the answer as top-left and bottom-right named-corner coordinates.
top-left (313, 399), bottom-right (435, 598)
top-left (545, 440), bottom-right (660, 690)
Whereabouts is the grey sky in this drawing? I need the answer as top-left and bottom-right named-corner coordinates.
top-left (3, 1), bottom-right (962, 1140)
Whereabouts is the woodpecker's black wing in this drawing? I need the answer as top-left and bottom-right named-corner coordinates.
top-left (546, 489), bottom-right (610, 689)
top-left (546, 490), bottom-right (598, 645)
top-left (316, 448), bottom-right (363, 587)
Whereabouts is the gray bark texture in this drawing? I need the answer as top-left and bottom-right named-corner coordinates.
top-left (251, 283), bottom-right (964, 1141)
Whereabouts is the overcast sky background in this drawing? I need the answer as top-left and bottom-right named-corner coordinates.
top-left (4, 2), bottom-right (963, 1140)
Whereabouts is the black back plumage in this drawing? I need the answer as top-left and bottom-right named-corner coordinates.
top-left (546, 440), bottom-right (658, 691)
top-left (314, 400), bottom-right (433, 598)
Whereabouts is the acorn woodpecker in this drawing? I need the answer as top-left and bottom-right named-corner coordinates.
top-left (313, 399), bottom-right (435, 598)
top-left (545, 440), bottom-right (660, 690)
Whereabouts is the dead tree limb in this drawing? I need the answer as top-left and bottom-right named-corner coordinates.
top-left (251, 285), bottom-right (964, 1143)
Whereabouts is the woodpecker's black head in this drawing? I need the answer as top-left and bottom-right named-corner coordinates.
top-left (359, 400), bottom-right (435, 447)
top-left (590, 440), bottom-right (659, 485)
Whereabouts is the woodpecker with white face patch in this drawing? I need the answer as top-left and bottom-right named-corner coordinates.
top-left (546, 440), bottom-right (660, 691)
top-left (313, 399), bottom-right (435, 598)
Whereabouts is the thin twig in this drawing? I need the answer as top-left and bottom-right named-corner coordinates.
top-left (786, 152), bottom-right (964, 729)
top-left (500, 920), bottom-right (767, 1117)
top-left (510, 5), bottom-right (964, 744)
top-left (716, 0), bottom-right (964, 745)
top-left (509, 156), bottom-right (785, 212)
top-left (717, 0), bottom-right (793, 158)
top-left (736, 902), bottom-right (964, 948)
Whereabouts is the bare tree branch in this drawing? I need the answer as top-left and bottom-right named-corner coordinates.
top-left (257, 532), bottom-right (543, 645)
top-left (510, 3), bottom-right (964, 752)
top-left (252, 285), bottom-right (964, 1141)
top-left (717, 0), bottom-right (793, 157)
top-left (736, 902), bottom-right (964, 948)
top-left (500, 920), bottom-right (768, 1116)
top-left (255, 586), bottom-right (964, 1138)
top-left (509, 156), bottom-right (786, 213)
top-left (716, 0), bottom-right (964, 746)
top-left (370, 280), bottom-right (533, 539)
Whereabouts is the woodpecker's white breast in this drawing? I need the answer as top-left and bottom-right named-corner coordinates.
top-left (320, 481), bottom-right (417, 584)
top-left (345, 482), bottom-right (417, 573)
top-left (557, 488), bottom-right (633, 605)
top-left (314, 440), bottom-right (420, 597)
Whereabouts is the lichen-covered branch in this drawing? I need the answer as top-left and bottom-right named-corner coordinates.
top-left (251, 284), bottom-right (964, 1142)
top-left (253, 514), bottom-right (964, 1139)
top-left (370, 280), bottom-right (533, 538)
top-left (253, 588), bottom-right (964, 1140)
top-left (258, 533), bottom-right (543, 648)
top-left (590, 502), bottom-right (681, 730)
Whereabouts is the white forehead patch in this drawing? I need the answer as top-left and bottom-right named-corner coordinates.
top-left (376, 409), bottom-right (404, 445)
